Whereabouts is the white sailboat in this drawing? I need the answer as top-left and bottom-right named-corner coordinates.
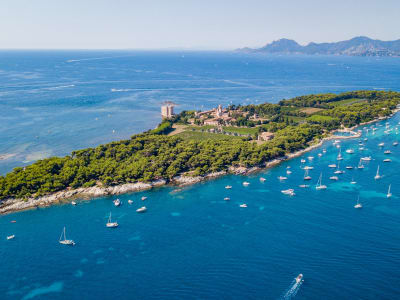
top-left (316, 173), bottom-right (327, 190)
top-left (374, 165), bottom-right (381, 180)
top-left (350, 177), bottom-right (357, 184)
top-left (354, 196), bottom-right (362, 209)
top-left (59, 227), bottom-right (75, 246)
top-left (303, 169), bottom-right (311, 180)
top-left (357, 158), bottom-right (364, 169)
top-left (106, 212), bottom-right (118, 228)
top-left (387, 184), bottom-right (392, 198)
top-left (337, 148), bottom-right (343, 160)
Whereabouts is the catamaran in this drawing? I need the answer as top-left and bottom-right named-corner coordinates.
top-left (354, 196), bottom-right (362, 209)
top-left (303, 169), bottom-right (311, 180)
top-left (106, 212), bottom-right (118, 228)
top-left (387, 184), bottom-right (392, 198)
top-left (374, 165), bottom-right (381, 180)
top-left (59, 227), bottom-right (75, 246)
top-left (316, 173), bottom-right (327, 190)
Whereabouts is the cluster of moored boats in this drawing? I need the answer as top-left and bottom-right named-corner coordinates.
top-left (223, 121), bottom-right (398, 210)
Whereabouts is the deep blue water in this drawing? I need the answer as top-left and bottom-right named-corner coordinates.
top-left (1, 51), bottom-right (400, 299)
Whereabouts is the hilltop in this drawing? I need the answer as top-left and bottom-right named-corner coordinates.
top-left (238, 36), bottom-right (400, 57)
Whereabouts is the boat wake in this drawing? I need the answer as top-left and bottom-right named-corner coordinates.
top-left (280, 278), bottom-right (303, 300)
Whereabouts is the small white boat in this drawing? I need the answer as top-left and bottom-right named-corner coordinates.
top-left (141, 196), bottom-right (147, 201)
top-left (281, 189), bottom-right (295, 196)
top-left (345, 149), bottom-right (355, 154)
top-left (300, 159), bottom-right (306, 163)
top-left (243, 181), bottom-right (250, 186)
top-left (224, 197), bottom-right (230, 201)
top-left (7, 235), bottom-right (15, 240)
top-left (318, 153), bottom-right (322, 157)
top-left (128, 199), bottom-right (133, 204)
top-left (345, 166), bottom-right (353, 170)
top-left (59, 227), bottom-right (75, 246)
top-left (296, 274), bottom-right (303, 284)
top-left (287, 166), bottom-right (291, 169)
top-left (316, 173), bottom-right (327, 190)
top-left (383, 158), bottom-right (391, 162)
top-left (387, 184), bottom-right (392, 198)
top-left (357, 159), bottom-right (365, 169)
top-left (136, 206), bottom-right (147, 213)
top-left (361, 156), bottom-right (372, 161)
top-left (308, 156), bottom-right (314, 161)
top-left (334, 170), bottom-right (345, 174)
top-left (299, 184), bottom-right (309, 188)
top-left (322, 149), bottom-right (327, 153)
top-left (359, 147), bottom-right (365, 151)
top-left (259, 177), bottom-right (266, 182)
top-left (354, 197), bottom-right (362, 209)
top-left (106, 212), bottom-right (118, 228)
top-left (384, 150), bottom-right (392, 154)
top-left (393, 141), bottom-right (399, 146)
top-left (328, 164), bottom-right (337, 168)
top-left (71, 201), bottom-right (77, 206)
top-left (225, 185), bottom-right (232, 189)
top-left (113, 199), bottom-right (121, 207)
top-left (330, 176), bottom-right (339, 181)
top-left (286, 170), bottom-right (292, 175)
top-left (378, 142), bottom-right (385, 147)
top-left (239, 204), bottom-right (247, 208)
top-left (350, 178), bottom-right (357, 184)
top-left (278, 176), bottom-right (288, 181)
top-left (364, 138), bottom-right (368, 141)
top-left (303, 166), bottom-right (314, 170)
top-left (374, 165), bottom-right (381, 180)
top-left (303, 169), bottom-right (311, 181)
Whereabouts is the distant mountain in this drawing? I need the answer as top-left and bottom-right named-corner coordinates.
top-left (238, 36), bottom-right (400, 57)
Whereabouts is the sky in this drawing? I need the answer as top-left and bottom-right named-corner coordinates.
top-left (1, 0), bottom-right (400, 50)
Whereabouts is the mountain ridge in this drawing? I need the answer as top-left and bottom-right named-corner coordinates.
top-left (238, 36), bottom-right (400, 56)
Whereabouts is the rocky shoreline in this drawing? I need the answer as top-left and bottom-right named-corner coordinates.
top-left (0, 112), bottom-right (396, 215)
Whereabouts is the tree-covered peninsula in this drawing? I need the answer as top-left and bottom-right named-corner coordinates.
top-left (1, 90), bottom-right (400, 201)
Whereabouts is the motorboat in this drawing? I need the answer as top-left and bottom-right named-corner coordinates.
top-left (345, 166), bottom-right (353, 169)
top-left (128, 199), bottom-right (133, 204)
top-left (345, 149), bottom-right (355, 154)
top-left (224, 197), bottom-right (230, 201)
top-left (136, 206), bottom-right (147, 213)
top-left (296, 274), bottom-right (303, 284)
top-left (281, 189), bottom-right (295, 196)
top-left (278, 176), bottom-right (288, 181)
top-left (7, 235), bottom-right (15, 240)
top-left (361, 156), bottom-right (372, 161)
top-left (259, 177), bottom-right (266, 182)
top-left (378, 142), bottom-right (385, 147)
top-left (225, 185), bottom-right (232, 189)
top-left (106, 212), bottom-right (118, 228)
top-left (322, 149), bottom-right (327, 153)
top-left (308, 156), bottom-right (314, 160)
top-left (384, 150), bottom-right (392, 154)
top-left (71, 201), bottom-right (77, 206)
top-left (239, 204), bottom-right (247, 208)
top-left (243, 182), bottom-right (250, 186)
top-left (59, 227), bottom-right (75, 246)
top-left (299, 184), bottom-right (309, 188)
top-left (286, 170), bottom-right (292, 175)
top-left (300, 159), bottom-right (306, 163)
top-left (393, 141), bottom-right (399, 146)
top-left (113, 199), bottom-right (121, 207)
top-left (350, 179), bottom-right (357, 184)
top-left (141, 196), bottom-right (147, 201)
top-left (303, 166), bottom-right (314, 170)
top-left (328, 164), bottom-right (337, 168)
top-left (329, 176), bottom-right (339, 181)
top-left (318, 153), bottom-right (322, 157)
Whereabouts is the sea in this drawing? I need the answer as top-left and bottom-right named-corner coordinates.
top-left (1, 51), bottom-right (400, 299)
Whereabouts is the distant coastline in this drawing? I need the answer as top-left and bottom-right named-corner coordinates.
top-left (237, 36), bottom-right (400, 57)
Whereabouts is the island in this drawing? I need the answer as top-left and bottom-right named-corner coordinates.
top-left (1, 90), bottom-right (400, 214)
top-left (238, 36), bottom-right (400, 57)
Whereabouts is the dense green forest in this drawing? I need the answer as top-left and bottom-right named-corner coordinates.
top-left (1, 90), bottom-right (399, 200)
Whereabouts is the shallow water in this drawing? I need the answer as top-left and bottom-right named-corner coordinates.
top-left (1, 51), bottom-right (400, 299)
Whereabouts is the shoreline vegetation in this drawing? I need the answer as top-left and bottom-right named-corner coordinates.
top-left (1, 90), bottom-right (400, 214)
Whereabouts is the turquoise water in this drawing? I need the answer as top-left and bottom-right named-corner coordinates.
top-left (1, 52), bottom-right (400, 299)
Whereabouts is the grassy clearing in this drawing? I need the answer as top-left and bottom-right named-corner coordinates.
top-left (300, 107), bottom-right (324, 114)
top-left (222, 126), bottom-right (258, 135)
top-left (328, 98), bottom-right (367, 107)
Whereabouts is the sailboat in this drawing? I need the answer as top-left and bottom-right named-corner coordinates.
top-left (106, 212), bottom-right (118, 228)
top-left (387, 184), bottom-right (392, 198)
top-left (334, 162), bottom-right (344, 174)
top-left (354, 196), bottom-right (362, 209)
top-left (357, 158), bottom-right (365, 169)
top-left (303, 169), bottom-right (311, 180)
top-left (316, 173), bottom-right (327, 190)
top-left (374, 165), bottom-right (381, 180)
top-left (337, 148), bottom-right (343, 160)
top-left (350, 177), bottom-right (357, 184)
top-left (59, 227), bottom-right (75, 246)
